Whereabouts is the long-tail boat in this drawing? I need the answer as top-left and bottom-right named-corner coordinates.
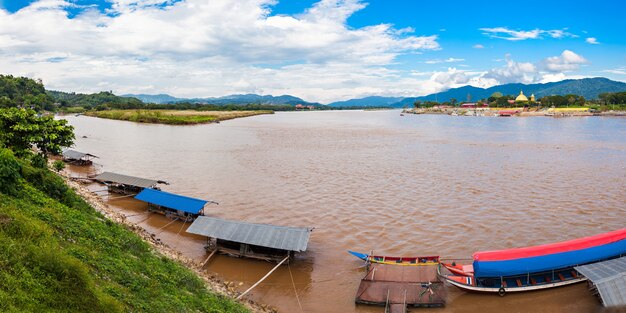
top-left (348, 251), bottom-right (439, 266)
top-left (440, 228), bottom-right (626, 296)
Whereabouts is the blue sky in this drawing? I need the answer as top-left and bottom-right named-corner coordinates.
top-left (0, 0), bottom-right (624, 102)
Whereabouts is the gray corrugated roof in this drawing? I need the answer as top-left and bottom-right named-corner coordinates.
top-left (186, 216), bottom-right (312, 252)
top-left (62, 149), bottom-right (97, 160)
top-left (575, 256), bottom-right (626, 307)
top-left (93, 171), bottom-right (159, 188)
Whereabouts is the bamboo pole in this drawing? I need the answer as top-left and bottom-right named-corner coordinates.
top-left (201, 250), bottom-right (217, 268)
top-left (104, 194), bottom-right (136, 200)
top-left (237, 255), bottom-right (289, 300)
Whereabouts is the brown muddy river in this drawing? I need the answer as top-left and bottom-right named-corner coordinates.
top-left (62, 110), bottom-right (625, 313)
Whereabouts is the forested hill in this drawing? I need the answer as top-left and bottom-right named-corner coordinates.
top-left (47, 90), bottom-right (143, 109)
top-left (0, 75), bottom-right (55, 111)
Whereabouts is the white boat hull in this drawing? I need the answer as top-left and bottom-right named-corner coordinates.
top-left (442, 275), bottom-right (587, 293)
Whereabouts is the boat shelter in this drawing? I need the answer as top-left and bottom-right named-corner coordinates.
top-left (134, 188), bottom-right (217, 222)
top-left (186, 216), bottom-right (313, 262)
top-left (62, 149), bottom-right (98, 165)
top-left (575, 256), bottom-right (626, 308)
top-left (93, 171), bottom-right (167, 194)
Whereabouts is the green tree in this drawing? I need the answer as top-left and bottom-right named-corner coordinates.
top-left (52, 160), bottom-right (65, 172)
top-left (0, 108), bottom-right (74, 157)
top-left (413, 100), bottom-right (422, 109)
top-left (450, 98), bottom-right (457, 107)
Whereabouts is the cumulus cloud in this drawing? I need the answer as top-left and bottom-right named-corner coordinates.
top-left (543, 50), bottom-right (588, 72)
top-left (480, 27), bottom-right (576, 41)
top-left (461, 51), bottom-right (589, 89)
top-left (0, 0), bottom-right (441, 102)
top-left (481, 54), bottom-right (537, 84)
top-left (586, 37), bottom-right (599, 44)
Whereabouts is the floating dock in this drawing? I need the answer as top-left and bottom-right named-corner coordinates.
top-left (134, 188), bottom-right (218, 222)
top-left (355, 262), bottom-right (446, 312)
top-left (575, 256), bottom-right (626, 308)
top-left (93, 171), bottom-right (167, 194)
top-left (186, 216), bottom-right (313, 262)
top-left (62, 149), bottom-right (98, 165)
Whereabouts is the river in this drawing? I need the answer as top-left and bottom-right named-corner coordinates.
top-left (62, 110), bottom-right (625, 313)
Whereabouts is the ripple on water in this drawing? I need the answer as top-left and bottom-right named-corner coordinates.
top-left (62, 111), bottom-right (625, 313)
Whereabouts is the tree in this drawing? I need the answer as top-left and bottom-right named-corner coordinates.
top-left (0, 108), bottom-right (74, 157)
top-left (413, 100), bottom-right (422, 109)
top-left (53, 160), bottom-right (66, 172)
top-left (450, 98), bottom-right (457, 107)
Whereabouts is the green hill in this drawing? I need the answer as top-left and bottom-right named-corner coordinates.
top-left (48, 90), bottom-right (144, 109)
top-left (0, 149), bottom-right (248, 313)
top-left (0, 75), bottom-right (55, 111)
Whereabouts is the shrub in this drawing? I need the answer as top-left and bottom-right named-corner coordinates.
top-left (53, 160), bottom-right (65, 172)
top-left (0, 148), bottom-right (21, 195)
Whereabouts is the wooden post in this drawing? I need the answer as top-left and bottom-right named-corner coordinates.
top-left (237, 255), bottom-right (289, 300)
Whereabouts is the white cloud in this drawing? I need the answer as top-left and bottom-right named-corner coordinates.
top-left (424, 57), bottom-right (464, 64)
top-left (543, 50), bottom-right (588, 72)
top-left (586, 37), bottom-right (600, 44)
top-left (602, 67), bottom-right (626, 75)
top-left (480, 27), bottom-right (576, 41)
top-left (473, 44), bottom-right (484, 49)
top-left (481, 54), bottom-right (537, 84)
top-left (0, 0), bottom-right (441, 103)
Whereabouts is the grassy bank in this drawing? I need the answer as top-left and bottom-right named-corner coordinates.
top-left (0, 149), bottom-right (248, 313)
top-left (84, 109), bottom-right (273, 125)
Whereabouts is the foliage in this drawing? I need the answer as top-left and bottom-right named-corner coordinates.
top-left (598, 91), bottom-right (626, 105)
top-left (540, 94), bottom-right (586, 107)
top-left (0, 75), bottom-right (56, 111)
top-left (0, 108), bottom-right (75, 156)
top-left (52, 160), bottom-right (65, 172)
top-left (0, 158), bottom-right (248, 313)
top-left (0, 148), bottom-right (21, 195)
top-left (48, 90), bottom-right (144, 109)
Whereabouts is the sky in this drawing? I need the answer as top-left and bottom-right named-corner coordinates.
top-left (1, 0), bottom-right (625, 103)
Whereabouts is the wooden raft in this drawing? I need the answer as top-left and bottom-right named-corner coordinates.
top-left (355, 263), bottom-right (446, 310)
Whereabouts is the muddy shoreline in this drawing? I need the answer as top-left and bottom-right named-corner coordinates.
top-left (56, 169), bottom-right (277, 313)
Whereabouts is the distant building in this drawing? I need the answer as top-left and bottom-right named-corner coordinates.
top-left (530, 93), bottom-right (536, 102)
top-left (460, 102), bottom-right (488, 108)
top-left (295, 104), bottom-right (304, 110)
top-left (515, 91), bottom-right (529, 102)
top-left (307, 105), bottom-right (315, 110)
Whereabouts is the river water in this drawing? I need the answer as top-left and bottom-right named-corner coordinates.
top-left (62, 110), bottom-right (625, 313)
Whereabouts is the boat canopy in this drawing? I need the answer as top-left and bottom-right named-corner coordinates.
top-left (135, 188), bottom-right (211, 214)
top-left (472, 229), bottom-right (626, 278)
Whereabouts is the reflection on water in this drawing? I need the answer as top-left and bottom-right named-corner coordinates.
top-left (63, 111), bottom-right (625, 313)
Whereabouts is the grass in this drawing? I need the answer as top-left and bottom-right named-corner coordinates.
top-left (85, 109), bottom-right (273, 125)
top-left (0, 151), bottom-right (248, 313)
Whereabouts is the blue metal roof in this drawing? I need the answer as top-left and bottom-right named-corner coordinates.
top-left (135, 188), bottom-right (210, 214)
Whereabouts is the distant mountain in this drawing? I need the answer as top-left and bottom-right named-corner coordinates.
top-left (391, 77), bottom-right (626, 107)
top-left (328, 96), bottom-right (404, 107)
top-left (123, 94), bottom-right (183, 104)
top-left (123, 93), bottom-right (318, 106)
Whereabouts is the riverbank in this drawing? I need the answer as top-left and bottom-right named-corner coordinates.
top-left (403, 107), bottom-right (626, 117)
top-left (0, 147), bottom-right (273, 312)
top-left (84, 109), bottom-right (274, 125)
top-left (56, 169), bottom-right (277, 313)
